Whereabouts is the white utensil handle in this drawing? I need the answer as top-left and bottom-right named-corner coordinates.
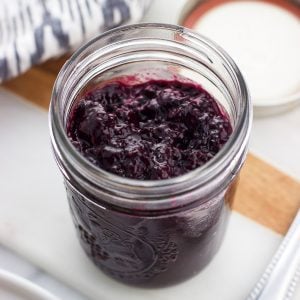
top-left (247, 209), bottom-right (300, 300)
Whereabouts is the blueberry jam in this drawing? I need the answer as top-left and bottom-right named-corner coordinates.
top-left (67, 179), bottom-right (237, 286)
top-left (67, 79), bottom-right (232, 180)
top-left (65, 78), bottom-right (236, 286)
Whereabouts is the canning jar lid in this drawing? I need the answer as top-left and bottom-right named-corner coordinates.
top-left (180, 0), bottom-right (300, 116)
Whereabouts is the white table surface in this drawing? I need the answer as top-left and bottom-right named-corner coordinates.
top-left (1, 0), bottom-right (300, 299)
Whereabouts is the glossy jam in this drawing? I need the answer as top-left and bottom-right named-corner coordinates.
top-left (66, 79), bottom-right (235, 286)
top-left (67, 80), bottom-right (232, 180)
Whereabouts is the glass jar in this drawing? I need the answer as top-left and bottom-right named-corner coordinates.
top-left (49, 23), bottom-right (252, 287)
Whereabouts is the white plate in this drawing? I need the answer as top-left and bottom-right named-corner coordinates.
top-left (0, 269), bottom-right (59, 300)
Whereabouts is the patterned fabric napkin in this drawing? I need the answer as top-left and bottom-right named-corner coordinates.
top-left (0, 0), bottom-right (151, 82)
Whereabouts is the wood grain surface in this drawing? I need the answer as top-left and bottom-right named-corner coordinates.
top-left (3, 58), bottom-right (300, 235)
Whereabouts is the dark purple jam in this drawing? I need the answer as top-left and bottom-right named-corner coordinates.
top-left (67, 79), bottom-right (232, 180)
top-left (65, 78), bottom-right (235, 286)
top-left (67, 180), bottom-right (237, 286)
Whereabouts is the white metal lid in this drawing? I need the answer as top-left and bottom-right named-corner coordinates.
top-left (180, 0), bottom-right (300, 116)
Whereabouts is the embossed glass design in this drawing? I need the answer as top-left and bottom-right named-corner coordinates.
top-left (50, 24), bottom-right (252, 286)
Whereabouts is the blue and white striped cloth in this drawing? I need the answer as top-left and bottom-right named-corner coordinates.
top-left (0, 0), bottom-right (151, 82)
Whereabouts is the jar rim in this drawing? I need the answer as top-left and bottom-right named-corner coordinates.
top-left (50, 23), bottom-right (252, 202)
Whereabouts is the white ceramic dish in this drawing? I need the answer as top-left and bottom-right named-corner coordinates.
top-left (0, 269), bottom-right (59, 300)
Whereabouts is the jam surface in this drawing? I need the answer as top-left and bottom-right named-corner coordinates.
top-left (67, 79), bottom-right (232, 180)
top-left (65, 78), bottom-right (235, 285)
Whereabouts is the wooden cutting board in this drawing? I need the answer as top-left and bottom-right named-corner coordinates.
top-left (3, 56), bottom-right (300, 235)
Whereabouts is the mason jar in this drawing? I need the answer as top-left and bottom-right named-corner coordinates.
top-left (49, 23), bottom-right (252, 287)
